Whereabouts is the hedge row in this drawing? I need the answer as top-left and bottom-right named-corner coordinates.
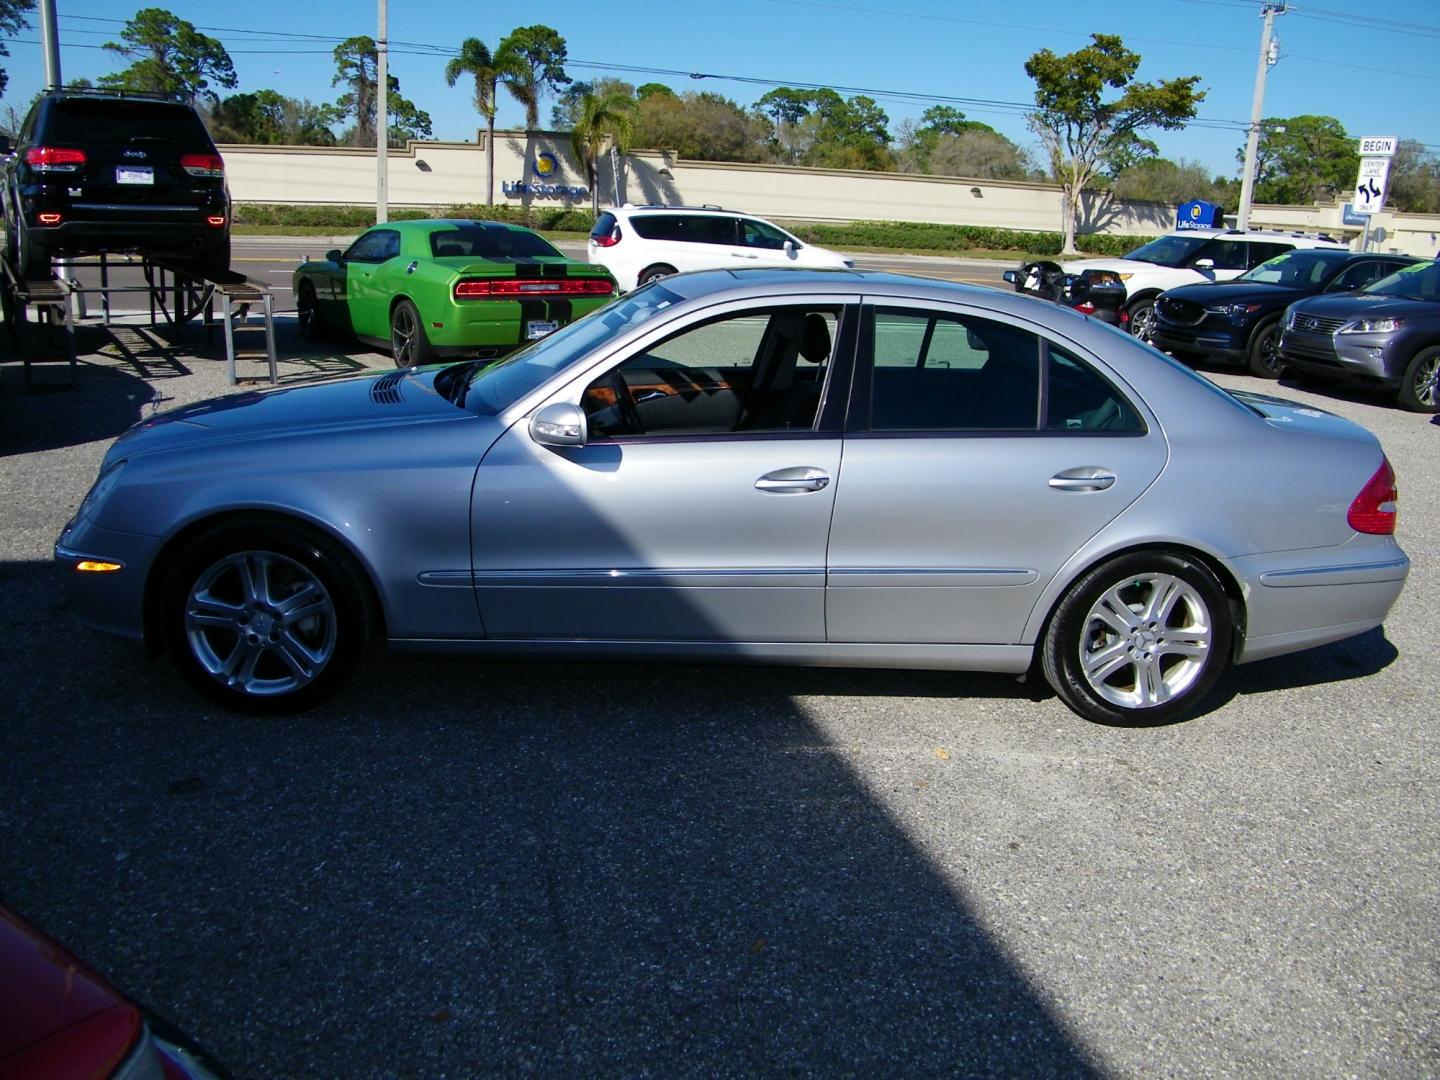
top-left (232, 203), bottom-right (1144, 255)
top-left (233, 203), bottom-right (596, 231)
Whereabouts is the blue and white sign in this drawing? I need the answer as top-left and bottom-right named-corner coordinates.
top-left (504, 152), bottom-right (588, 200)
top-left (1176, 200), bottom-right (1224, 231)
top-left (533, 152), bottom-right (559, 179)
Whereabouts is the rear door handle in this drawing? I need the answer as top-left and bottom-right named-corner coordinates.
top-left (756, 466), bottom-right (831, 494)
top-left (1049, 467), bottom-right (1116, 492)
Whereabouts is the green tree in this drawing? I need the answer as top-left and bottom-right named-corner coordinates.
top-left (100, 7), bottom-right (237, 105)
top-left (206, 90), bottom-right (337, 146)
top-left (495, 24), bottom-right (570, 130)
top-left (896, 106), bottom-right (1000, 173)
top-left (331, 36), bottom-right (432, 148)
top-left (636, 82), bottom-right (674, 101)
top-left (1111, 156), bottom-right (1230, 206)
top-left (1386, 139), bottom-right (1440, 215)
top-left (635, 90), bottom-right (770, 163)
top-left (570, 89), bottom-right (636, 213)
top-left (926, 130), bottom-right (1036, 181)
top-left (551, 77), bottom-right (635, 130)
top-left (1242, 115), bottom-right (1358, 205)
top-left (1025, 33), bottom-right (1203, 253)
top-left (445, 38), bottom-right (516, 206)
top-left (0, 0), bottom-right (34, 99)
top-left (755, 87), bottom-right (892, 170)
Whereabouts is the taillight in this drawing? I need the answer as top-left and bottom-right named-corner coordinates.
top-left (590, 227), bottom-right (622, 248)
top-left (1075, 301), bottom-right (1096, 314)
top-left (180, 152), bottom-right (225, 177)
top-left (206, 215), bottom-right (226, 227)
top-left (37, 212), bottom-right (62, 225)
top-left (454, 278), bottom-right (614, 299)
top-left (1348, 458), bottom-right (1398, 535)
top-left (25, 146), bottom-right (86, 171)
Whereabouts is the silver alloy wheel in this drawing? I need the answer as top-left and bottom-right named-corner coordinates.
top-left (185, 550), bottom-right (337, 697)
top-left (391, 303), bottom-right (417, 365)
top-left (1128, 301), bottom-right (1156, 342)
top-left (1077, 571), bottom-right (1212, 710)
top-left (297, 284), bottom-right (319, 338)
top-left (1412, 353), bottom-right (1439, 407)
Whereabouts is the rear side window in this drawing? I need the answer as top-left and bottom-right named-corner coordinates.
top-left (1246, 242), bottom-right (1292, 268)
top-left (632, 214), bottom-right (737, 245)
top-left (44, 99), bottom-right (212, 146)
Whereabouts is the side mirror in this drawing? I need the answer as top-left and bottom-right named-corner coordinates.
top-left (1193, 258), bottom-right (1216, 270)
top-left (326, 248), bottom-right (344, 264)
top-left (783, 239), bottom-right (796, 255)
top-left (1002, 269), bottom-right (1019, 285)
top-left (530, 402), bottom-right (587, 448)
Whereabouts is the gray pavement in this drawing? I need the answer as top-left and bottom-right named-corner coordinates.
top-left (0, 302), bottom-right (1435, 1078)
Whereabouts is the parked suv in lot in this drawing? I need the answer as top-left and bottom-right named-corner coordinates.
top-left (588, 204), bottom-right (852, 291)
top-left (0, 87), bottom-right (231, 280)
top-left (1151, 249), bottom-right (1420, 378)
top-left (1278, 259), bottom-right (1440, 412)
top-left (1062, 229), bottom-right (1347, 341)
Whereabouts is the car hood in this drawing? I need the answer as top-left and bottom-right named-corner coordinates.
top-left (1229, 390), bottom-right (1378, 444)
top-left (1288, 293), bottom-right (1439, 319)
top-left (1162, 281), bottom-right (1308, 305)
top-left (106, 367), bottom-right (474, 463)
top-left (1061, 257), bottom-right (1158, 275)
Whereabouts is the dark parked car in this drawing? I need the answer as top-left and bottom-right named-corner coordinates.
top-left (0, 905), bottom-right (229, 1078)
top-left (0, 87), bottom-right (231, 281)
top-left (1151, 249), bottom-right (1420, 378)
top-left (1278, 259), bottom-right (1440, 412)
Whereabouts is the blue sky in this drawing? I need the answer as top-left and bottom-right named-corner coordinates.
top-left (3, 0), bottom-right (1437, 177)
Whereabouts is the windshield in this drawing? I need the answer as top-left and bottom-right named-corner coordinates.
top-left (1122, 234), bottom-right (1211, 268)
top-left (458, 283), bottom-right (686, 414)
top-left (1239, 249), bottom-right (1346, 286)
top-left (1363, 261), bottom-right (1440, 301)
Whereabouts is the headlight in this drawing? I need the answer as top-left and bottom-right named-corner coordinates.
top-left (1205, 302), bottom-right (1263, 319)
top-left (75, 459), bottom-right (127, 522)
top-left (1339, 317), bottom-right (1405, 334)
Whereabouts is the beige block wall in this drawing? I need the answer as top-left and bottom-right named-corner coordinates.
top-left (218, 132), bottom-right (1440, 257)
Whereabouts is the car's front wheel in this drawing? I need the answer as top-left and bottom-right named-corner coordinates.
top-left (1126, 298), bottom-right (1157, 343)
top-left (297, 281), bottom-right (324, 340)
top-left (1246, 318), bottom-right (1284, 379)
top-left (1042, 551), bottom-right (1233, 726)
top-left (390, 298), bottom-right (436, 367)
top-left (163, 519), bottom-right (372, 713)
top-left (1397, 346), bottom-right (1440, 413)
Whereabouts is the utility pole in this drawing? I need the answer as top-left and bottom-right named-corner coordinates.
top-left (1236, 2), bottom-right (1286, 232)
top-left (38, 0), bottom-right (60, 89)
top-left (376, 0), bottom-right (388, 224)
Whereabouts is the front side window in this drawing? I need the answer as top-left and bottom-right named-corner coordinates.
top-left (867, 308), bottom-right (1143, 433)
top-left (1193, 239), bottom-right (1252, 271)
top-left (1364, 261), bottom-right (1440, 301)
top-left (740, 218), bottom-right (795, 250)
top-left (582, 305), bottom-right (839, 437)
top-left (344, 229), bottom-right (399, 263)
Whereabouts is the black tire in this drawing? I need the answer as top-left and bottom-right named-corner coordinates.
top-left (1245, 318), bottom-right (1284, 379)
top-left (1042, 551), bottom-right (1234, 726)
top-left (1396, 346), bottom-right (1440, 413)
top-left (17, 222), bottom-right (51, 281)
top-left (162, 518), bottom-right (373, 714)
top-left (197, 235), bottom-right (231, 282)
top-left (390, 297), bottom-right (435, 367)
top-left (1126, 298), bottom-right (1157, 343)
top-left (637, 264), bottom-right (676, 287)
top-left (297, 281), bottom-right (325, 340)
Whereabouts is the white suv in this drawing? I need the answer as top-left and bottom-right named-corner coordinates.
top-left (588, 205), bottom-right (853, 291)
top-left (1062, 229), bottom-right (1347, 340)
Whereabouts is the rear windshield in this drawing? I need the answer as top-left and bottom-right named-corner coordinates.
top-left (590, 212), bottom-right (617, 239)
top-left (46, 99), bottom-right (212, 145)
top-left (429, 225), bottom-right (562, 260)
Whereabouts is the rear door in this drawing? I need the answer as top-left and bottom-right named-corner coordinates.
top-left (825, 302), bottom-right (1168, 645)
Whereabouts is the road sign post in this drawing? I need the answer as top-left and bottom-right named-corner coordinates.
top-left (1351, 137), bottom-right (1397, 250)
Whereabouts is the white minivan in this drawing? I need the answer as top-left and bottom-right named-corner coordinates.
top-left (588, 204), bottom-right (853, 291)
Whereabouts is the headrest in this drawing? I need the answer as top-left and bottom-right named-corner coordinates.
top-left (800, 313), bottom-right (831, 363)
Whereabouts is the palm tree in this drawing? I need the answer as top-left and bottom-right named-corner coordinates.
top-left (444, 38), bottom-right (507, 206)
top-left (571, 91), bottom-right (636, 214)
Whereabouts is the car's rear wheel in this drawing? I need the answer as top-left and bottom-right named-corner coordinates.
top-left (1126, 298), bottom-right (1157, 343)
top-left (1042, 551), bottom-right (1233, 726)
top-left (1246, 318), bottom-right (1284, 379)
top-left (163, 519), bottom-right (372, 714)
top-left (1397, 346), bottom-right (1440, 413)
top-left (637, 264), bottom-right (676, 287)
top-left (197, 236), bottom-right (231, 282)
top-left (297, 281), bottom-right (324, 340)
top-left (17, 222), bottom-right (51, 281)
top-left (390, 298), bottom-right (435, 367)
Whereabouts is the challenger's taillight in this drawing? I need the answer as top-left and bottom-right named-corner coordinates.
top-left (1347, 458), bottom-right (1398, 535)
top-left (180, 152), bottom-right (225, 177)
top-left (25, 146), bottom-right (86, 171)
top-left (454, 278), bottom-right (615, 300)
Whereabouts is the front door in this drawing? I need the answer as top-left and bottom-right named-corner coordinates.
top-left (341, 227), bottom-right (401, 340)
top-left (825, 303), bottom-right (1168, 645)
top-left (470, 302), bottom-right (851, 643)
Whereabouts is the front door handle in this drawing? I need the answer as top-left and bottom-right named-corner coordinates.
top-left (732, 253), bottom-right (760, 260)
top-left (756, 466), bottom-right (831, 494)
top-left (1049, 467), bottom-right (1116, 492)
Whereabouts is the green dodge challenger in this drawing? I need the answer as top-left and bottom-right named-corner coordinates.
top-left (293, 218), bottom-right (618, 365)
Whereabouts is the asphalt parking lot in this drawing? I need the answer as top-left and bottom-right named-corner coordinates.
top-left (1, 290), bottom-right (1436, 1078)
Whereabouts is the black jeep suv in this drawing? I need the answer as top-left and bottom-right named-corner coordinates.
top-left (1, 88), bottom-right (231, 281)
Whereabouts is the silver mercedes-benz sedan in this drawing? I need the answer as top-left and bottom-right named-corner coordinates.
top-left (56, 269), bottom-right (1408, 725)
